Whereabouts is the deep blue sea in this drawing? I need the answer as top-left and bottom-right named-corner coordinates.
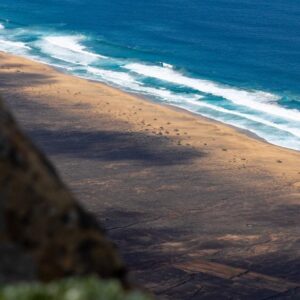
top-left (1, 0), bottom-right (300, 150)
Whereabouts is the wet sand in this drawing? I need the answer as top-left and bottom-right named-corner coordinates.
top-left (1, 52), bottom-right (300, 299)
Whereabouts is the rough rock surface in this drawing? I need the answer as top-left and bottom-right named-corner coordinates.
top-left (0, 98), bottom-right (126, 283)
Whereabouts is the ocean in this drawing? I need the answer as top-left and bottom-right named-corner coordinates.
top-left (1, 0), bottom-right (300, 150)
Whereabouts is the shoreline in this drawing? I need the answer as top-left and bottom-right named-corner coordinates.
top-left (1, 50), bottom-right (300, 297)
top-left (18, 51), bottom-right (297, 153)
top-left (0, 51), bottom-right (300, 157)
top-left (54, 64), bottom-right (292, 152)
top-left (0, 51), bottom-right (299, 162)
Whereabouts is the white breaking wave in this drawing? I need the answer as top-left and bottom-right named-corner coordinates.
top-left (0, 38), bottom-right (31, 54)
top-left (87, 66), bottom-right (300, 141)
top-left (86, 64), bottom-right (300, 149)
top-left (87, 67), bottom-right (140, 86)
top-left (43, 36), bottom-right (105, 58)
top-left (182, 99), bottom-right (300, 138)
top-left (36, 35), bottom-right (105, 66)
top-left (176, 102), bottom-right (300, 150)
top-left (124, 63), bottom-right (300, 122)
top-left (162, 62), bottom-right (173, 69)
top-left (0, 23), bottom-right (4, 30)
top-left (86, 66), bottom-right (204, 103)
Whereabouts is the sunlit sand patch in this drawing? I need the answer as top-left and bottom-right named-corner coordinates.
top-left (156, 184), bottom-right (179, 191)
top-left (160, 241), bottom-right (188, 253)
top-left (217, 234), bottom-right (260, 242)
top-left (292, 181), bottom-right (300, 189)
top-left (104, 162), bottom-right (130, 169)
top-left (188, 249), bottom-right (220, 258)
top-left (133, 187), bottom-right (149, 194)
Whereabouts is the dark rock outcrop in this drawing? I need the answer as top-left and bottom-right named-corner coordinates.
top-left (0, 98), bottom-right (126, 283)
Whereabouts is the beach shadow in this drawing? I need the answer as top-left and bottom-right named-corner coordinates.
top-left (26, 127), bottom-right (202, 166)
top-left (0, 70), bottom-right (56, 88)
top-left (1, 87), bottom-right (202, 166)
top-left (0, 63), bottom-right (27, 69)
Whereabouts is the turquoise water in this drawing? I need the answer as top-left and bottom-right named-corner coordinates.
top-left (1, 0), bottom-right (300, 150)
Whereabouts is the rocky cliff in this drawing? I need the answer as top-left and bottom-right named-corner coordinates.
top-left (0, 98), bottom-right (126, 284)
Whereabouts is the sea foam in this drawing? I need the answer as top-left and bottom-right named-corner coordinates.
top-left (86, 66), bottom-right (203, 102)
top-left (87, 65), bottom-right (300, 141)
top-left (182, 98), bottom-right (300, 138)
top-left (124, 63), bottom-right (300, 122)
top-left (0, 38), bottom-right (31, 54)
top-left (36, 35), bottom-right (105, 66)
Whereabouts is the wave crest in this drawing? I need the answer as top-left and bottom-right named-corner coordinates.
top-left (0, 38), bottom-right (31, 54)
top-left (36, 35), bottom-right (105, 66)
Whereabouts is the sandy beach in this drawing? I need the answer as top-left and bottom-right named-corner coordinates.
top-left (1, 52), bottom-right (300, 298)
